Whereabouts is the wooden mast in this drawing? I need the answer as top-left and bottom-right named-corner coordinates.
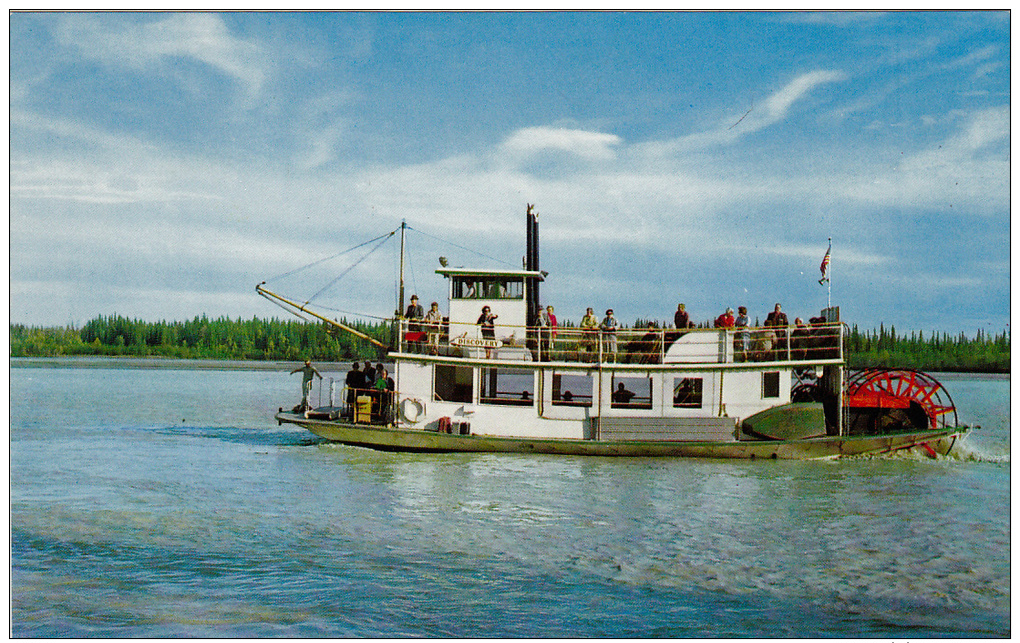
top-left (398, 220), bottom-right (407, 318)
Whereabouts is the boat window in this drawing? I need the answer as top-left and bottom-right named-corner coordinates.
top-left (452, 277), bottom-right (524, 300)
top-left (673, 377), bottom-right (703, 408)
top-left (611, 375), bottom-right (652, 409)
top-left (434, 364), bottom-right (473, 403)
top-left (762, 371), bottom-right (780, 398)
top-left (551, 372), bottom-right (593, 407)
top-left (480, 367), bottom-right (534, 406)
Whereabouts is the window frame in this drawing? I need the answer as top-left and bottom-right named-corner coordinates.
top-left (434, 364), bottom-right (474, 403)
top-left (479, 367), bottom-right (535, 406)
top-left (550, 371), bottom-right (594, 407)
top-left (610, 375), bottom-right (653, 410)
top-left (673, 376), bottom-right (704, 408)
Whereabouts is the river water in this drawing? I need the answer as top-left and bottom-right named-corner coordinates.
top-left (10, 359), bottom-right (1010, 637)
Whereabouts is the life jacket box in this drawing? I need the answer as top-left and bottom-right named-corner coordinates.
top-left (355, 396), bottom-right (372, 424)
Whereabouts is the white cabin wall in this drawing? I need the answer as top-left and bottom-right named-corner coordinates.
top-left (660, 370), bottom-right (720, 417)
top-left (395, 361), bottom-right (584, 439)
top-left (722, 369), bottom-right (792, 421)
top-left (448, 297), bottom-right (528, 344)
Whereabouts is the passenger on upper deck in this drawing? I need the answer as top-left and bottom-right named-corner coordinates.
top-left (766, 303), bottom-right (790, 353)
top-left (674, 303), bottom-right (692, 329)
top-left (714, 308), bottom-right (735, 329)
top-left (477, 306), bottom-right (498, 358)
top-left (600, 309), bottom-right (619, 360)
top-left (791, 317), bottom-right (810, 360)
top-left (405, 295), bottom-right (423, 322)
top-left (735, 306), bottom-right (750, 361)
top-left (404, 295), bottom-right (425, 352)
top-left (766, 303), bottom-right (788, 327)
top-left (536, 305), bottom-right (551, 361)
top-left (580, 307), bottom-right (599, 360)
top-left (546, 305), bottom-right (558, 360)
top-left (477, 306), bottom-right (498, 338)
top-left (754, 321), bottom-right (778, 361)
top-left (424, 301), bottom-right (443, 354)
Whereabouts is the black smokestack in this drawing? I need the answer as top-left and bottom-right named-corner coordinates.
top-left (526, 204), bottom-right (540, 327)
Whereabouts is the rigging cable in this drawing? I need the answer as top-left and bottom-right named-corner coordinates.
top-left (304, 230), bottom-right (396, 307)
top-left (260, 290), bottom-right (313, 323)
top-left (264, 229), bottom-right (397, 284)
top-left (405, 225), bottom-right (517, 268)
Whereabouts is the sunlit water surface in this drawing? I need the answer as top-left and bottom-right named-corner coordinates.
top-left (10, 360), bottom-right (1009, 637)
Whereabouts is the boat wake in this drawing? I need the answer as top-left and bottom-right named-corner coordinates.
top-left (151, 424), bottom-right (323, 448)
top-left (944, 439), bottom-right (1010, 464)
top-left (836, 435), bottom-right (1008, 464)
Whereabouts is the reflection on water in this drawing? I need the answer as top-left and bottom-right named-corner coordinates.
top-left (9, 363), bottom-right (1010, 637)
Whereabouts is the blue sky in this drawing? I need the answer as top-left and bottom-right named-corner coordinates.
top-left (10, 11), bottom-right (1010, 336)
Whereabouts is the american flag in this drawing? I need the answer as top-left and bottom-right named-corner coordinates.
top-left (818, 241), bottom-right (831, 285)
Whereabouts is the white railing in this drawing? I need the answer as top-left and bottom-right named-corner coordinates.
top-left (396, 319), bottom-right (843, 365)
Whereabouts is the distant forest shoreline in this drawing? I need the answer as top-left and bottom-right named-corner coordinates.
top-left (9, 314), bottom-right (1010, 373)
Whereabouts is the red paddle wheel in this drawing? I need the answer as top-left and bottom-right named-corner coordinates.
top-left (844, 368), bottom-right (958, 435)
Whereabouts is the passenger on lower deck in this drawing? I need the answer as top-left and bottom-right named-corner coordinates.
top-left (290, 360), bottom-right (323, 412)
top-left (612, 382), bottom-right (635, 405)
top-left (345, 362), bottom-right (366, 408)
top-left (374, 368), bottom-right (395, 423)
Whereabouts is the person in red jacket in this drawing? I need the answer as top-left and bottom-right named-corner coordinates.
top-left (714, 308), bottom-right (735, 329)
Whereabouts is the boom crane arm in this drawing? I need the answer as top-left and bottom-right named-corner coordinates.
top-left (255, 282), bottom-right (389, 349)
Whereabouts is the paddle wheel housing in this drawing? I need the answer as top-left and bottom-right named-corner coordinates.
top-left (843, 368), bottom-right (957, 435)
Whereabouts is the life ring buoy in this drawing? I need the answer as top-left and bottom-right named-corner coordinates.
top-left (400, 397), bottom-right (425, 424)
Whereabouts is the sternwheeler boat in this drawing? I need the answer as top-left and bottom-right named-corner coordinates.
top-left (259, 206), bottom-right (967, 459)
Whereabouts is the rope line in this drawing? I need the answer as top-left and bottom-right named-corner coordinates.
top-left (312, 303), bottom-right (392, 322)
top-left (406, 225), bottom-right (516, 268)
top-left (265, 229), bottom-right (397, 283)
top-left (259, 290), bottom-right (313, 322)
top-left (305, 231), bottom-right (395, 306)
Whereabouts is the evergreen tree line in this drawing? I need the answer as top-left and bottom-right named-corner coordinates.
top-left (843, 323), bottom-right (1009, 373)
top-left (10, 314), bottom-right (390, 362)
top-left (9, 314), bottom-right (1010, 372)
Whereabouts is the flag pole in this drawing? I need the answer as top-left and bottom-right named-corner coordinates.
top-left (827, 237), bottom-right (831, 310)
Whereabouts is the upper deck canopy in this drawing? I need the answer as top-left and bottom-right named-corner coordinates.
top-left (435, 268), bottom-right (545, 280)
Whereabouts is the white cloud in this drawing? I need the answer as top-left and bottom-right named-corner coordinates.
top-left (782, 12), bottom-right (887, 26)
top-left (54, 13), bottom-right (267, 101)
top-left (643, 70), bottom-right (846, 153)
top-left (850, 107), bottom-right (1009, 212)
top-left (501, 127), bottom-right (622, 162)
